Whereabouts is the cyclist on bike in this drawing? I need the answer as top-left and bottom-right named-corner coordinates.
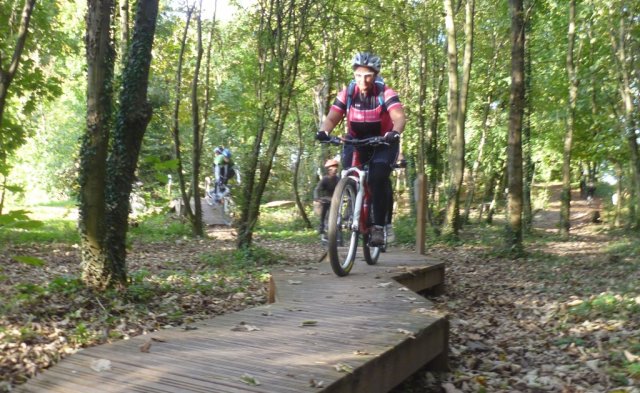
top-left (209, 147), bottom-right (239, 202)
top-left (314, 158), bottom-right (340, 241)
top-left (316, 52), bottom-right (406, 246)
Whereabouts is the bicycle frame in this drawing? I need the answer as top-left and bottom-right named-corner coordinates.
top-left (342, 150), bottom-right (372, 234)
top-left (323, 135), bottom-right (388, 276)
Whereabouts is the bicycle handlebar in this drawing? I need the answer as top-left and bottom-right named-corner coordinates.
top-left (320, 136), bottom-right (389, 147)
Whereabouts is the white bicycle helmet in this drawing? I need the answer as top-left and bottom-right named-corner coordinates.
top-left (351, 52), bottom-right (381, 73)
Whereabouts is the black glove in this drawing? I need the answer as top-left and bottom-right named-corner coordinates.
top-left (315, 130), bottom-right (330, 142)
top-left (384, 130), bottom-right (400, 142)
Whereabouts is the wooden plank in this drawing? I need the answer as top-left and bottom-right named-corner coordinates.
top-left (16, 250), bottom-right (448, 393)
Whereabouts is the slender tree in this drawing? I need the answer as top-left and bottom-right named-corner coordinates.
top-left (0, 0), bottom-right (36, 134)
top-left (442, 0), bottom-right (475, 238)
top-left (189, 0), bottom-right (205, 236)
top-left (292, 103), bottom-right (312, 228)
top-left (170, 4), bottom-right (196, 227)
top-left (0, 0), bottom-right (37, 197)
top-left (610, 6), bottom-right (640, 229)
top-left (236, 0), bottom-right (317, 249)
top-left (559, 0), bottom-right (578, 236)
top-left (506, 0), bottom-right (525, 253)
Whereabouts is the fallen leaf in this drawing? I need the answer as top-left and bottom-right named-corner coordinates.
top-left (139, 340), bottom-right (152, 353)
top-left (624, 350), bottom-right (639, 362)
top-left (333, 363), bottom-right (353, 373)
top-left (90, 359), bottom-right (112, 372)
top-left (396, 328), bottom-right (415, 339)
top-left (231, 321), bottom-right (261, 332)
top-left (240, 373), bottom-right (261, 386)
top-left (300, 320), bottom-right (318, 327)
top-left (309, 379), bottom-right (324, 388)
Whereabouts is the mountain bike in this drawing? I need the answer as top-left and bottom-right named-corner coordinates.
top-left (322, 136), bottom-right (390, 276)
top-left (205, 178), bottom-right (235, 220)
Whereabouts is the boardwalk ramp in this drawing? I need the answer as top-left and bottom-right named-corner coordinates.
top-left (17, 251), bottom-right (448, 393)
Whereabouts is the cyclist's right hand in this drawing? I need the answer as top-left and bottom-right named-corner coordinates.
top-left (383, 130), bottom-right (400, 143)
top-left (315, 130), bottom-right (330, 142)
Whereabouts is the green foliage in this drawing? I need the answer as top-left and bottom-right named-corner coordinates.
top-left (129, 214), bottom-right (193, 242)
top-left (255, 206), bottom-right (316, 243)
top-left (69, 322), bottom-right (94, 346)
top-left (627, 363), bottom-right (640, 379)
top-left (200, 245), bottom-right (282, 273)
top-left (1, 0), bottom-right (81, 198)
top-left (11, 256), bottom-right (45, 267)
top-left (0, 210), bottom-right (43, 229)
top-left (393, 215), bottom-right (416, 245)
top-left (48, 276), bottom-right (84, 295)
top-left (567, 293), bottom-right (640, 322)
top-left (0, 215), bottom-right (78, 245)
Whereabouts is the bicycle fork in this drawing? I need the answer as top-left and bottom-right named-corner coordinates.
top-left (343, 167), bottom-right (367, 232)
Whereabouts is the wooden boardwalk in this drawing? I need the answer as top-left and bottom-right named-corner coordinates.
top-left (17, 250), bottom-right (448, 393)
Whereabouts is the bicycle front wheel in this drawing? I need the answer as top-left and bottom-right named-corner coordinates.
top-left (327, 177), bottom-right (358, 276)
top-left (363, 233), bottom-right (381, 265)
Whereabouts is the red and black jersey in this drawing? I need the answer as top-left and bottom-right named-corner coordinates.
top-left (330, 84), bottom-right (402, 138)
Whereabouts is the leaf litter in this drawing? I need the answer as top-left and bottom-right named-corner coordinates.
top-left (392, 192), bottom-right (640, 392)
top-left (0, 234), bottom-right (325, 391)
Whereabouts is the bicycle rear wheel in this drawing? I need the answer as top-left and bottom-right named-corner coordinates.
top-left (327, 177), bottom-right (358, 276)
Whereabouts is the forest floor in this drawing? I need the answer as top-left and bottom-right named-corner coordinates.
top-left (1, 189), bottom-right (639, 392)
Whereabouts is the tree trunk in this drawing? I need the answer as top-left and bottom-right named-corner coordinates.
top-left (200, 1), bottom-right (216, 149)
top-left (292, 103), bottom-right (312, 229)
top-left (506, 0), bottom-right (525, 253)
top-left (463, 34), bottom-right (502, 224)
top-left (614, 163), bottom-right (622, 227)
top-left (442, 0), bottom-right (473, 238)
top-left (427, 63), bottom-right (445, 226)
top-left (102, 0), bottom-right (159, 285)
top-left (0, 0), bottom-right (37, 172)
top-left (119, 0), bottom-right (129, 63)
top-left (416, 29), bottom-right (428, 251)
top-left (610, 13), bottom-right (640, 229)
top-left (79, 0), bottom-right (115, 289)
top-left (487, 163), bottom-right (507, 225)
top-left (190, 1), bottom-right (204, 237)
top-left (171, 5), bottom-right (195, 221)
top-left (522, 21), bottom-right (534, 231)
top-left (442, 0), bottom-right (461, 238)
top-left (559, 0), bottom-right (577, 237)
top-left (237, 0), bottom-right (315, 249)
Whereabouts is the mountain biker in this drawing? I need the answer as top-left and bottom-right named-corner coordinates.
top-left (314, 158), bottom-right (340, 240)
top-left (316, 52), bottom-right (406, 246)
top-left (210, 147), bottom-right (239, 202)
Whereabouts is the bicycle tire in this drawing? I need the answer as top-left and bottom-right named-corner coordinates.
top-left (363, 233), bottom-right (381, 265)
top-left (327, 177), bottom-right (358, 276)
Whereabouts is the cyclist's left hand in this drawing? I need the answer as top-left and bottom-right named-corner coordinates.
top-left (383, 131), bottom-right (400, 142)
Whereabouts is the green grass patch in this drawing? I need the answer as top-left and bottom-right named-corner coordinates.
top-left (256, 206), bottom-right (317, 243)
top-left (129, 213), bottom-right (192, 242)
top-left (566, 292), bottom-right (640, 322)
top-left (200, 245), bottom-right (281, 276)
top-left (606, 235), bottom-right (640, 260)
top-left (0, 213), bottom-right (78, 245)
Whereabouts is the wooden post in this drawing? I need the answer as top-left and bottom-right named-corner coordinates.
top-left (416, 173), bottom-right (426, 254)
